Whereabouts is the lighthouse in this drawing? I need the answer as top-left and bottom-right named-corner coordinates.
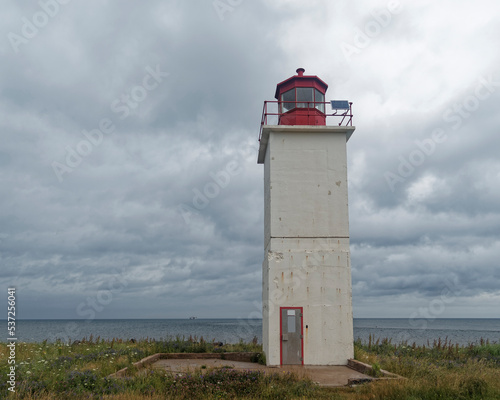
top-left (258, 68), bottom-right (355, 366)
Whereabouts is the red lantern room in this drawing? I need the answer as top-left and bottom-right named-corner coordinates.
top-left (275, 68), bottom-right (328, 126)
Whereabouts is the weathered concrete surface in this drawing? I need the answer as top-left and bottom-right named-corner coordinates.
top-left (151, 358), bottom-right (374, 387)
top-left (152, 358), bottom-right (268, 373)
top-left (348, 359), bottom-right (404, 379)
top-left (261, 125), bottom-right (356, 365)
top-left (109, 352), bottom-right (258, 378)
top-left (110, 353), bottom-right (402, 387)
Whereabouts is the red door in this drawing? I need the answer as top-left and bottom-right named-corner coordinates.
top-left (280, 307), bottom-right (304, 365)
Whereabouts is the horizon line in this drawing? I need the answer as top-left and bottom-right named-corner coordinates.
top-left (3, 317), bottom-right (499, 321)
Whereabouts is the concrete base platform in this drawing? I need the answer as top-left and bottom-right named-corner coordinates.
top-left (151, 359), bottom-right (374, 387)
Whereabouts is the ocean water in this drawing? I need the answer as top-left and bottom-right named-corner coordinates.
top-left (354, 318), bottom-right (500, 346)
top-left (9, 318), bottom-right (500, 346)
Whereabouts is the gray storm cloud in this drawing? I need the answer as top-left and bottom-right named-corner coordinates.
top-left (1, 0), bottom-right (499, 319)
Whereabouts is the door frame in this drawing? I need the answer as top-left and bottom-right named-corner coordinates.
top-left (279, 306), bottom-right (304, 365)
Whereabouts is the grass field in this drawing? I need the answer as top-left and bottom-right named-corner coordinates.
top-left (1, 335), bottom-right (499, 399)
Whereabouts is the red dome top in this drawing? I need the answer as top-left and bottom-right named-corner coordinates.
top-left (275, 68), bottom-right (328, 100)
top-left (275, 69), bottom-right (328, 126)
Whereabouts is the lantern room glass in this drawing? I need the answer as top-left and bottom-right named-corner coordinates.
top-left (315, 89), bottom-right (325, 113)
top-left (281, 89), bottom-right (295, 113)
top-left (280, 87), bottom-right (325, 114)
top-left (297, 87), bottom-right (314, 108)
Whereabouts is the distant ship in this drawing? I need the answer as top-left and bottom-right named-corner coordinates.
top-left (189, 316), bottom-right (197, 320)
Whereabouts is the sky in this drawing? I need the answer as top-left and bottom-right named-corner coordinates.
top-left (1, 0), bottom-right (499, 322)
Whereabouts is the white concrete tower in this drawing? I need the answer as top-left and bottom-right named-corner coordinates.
top-left (258, 68), bottom-right (356, 366)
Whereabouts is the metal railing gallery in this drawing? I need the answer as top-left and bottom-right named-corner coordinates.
top-left (259, 101), bottom-right (353, 142)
